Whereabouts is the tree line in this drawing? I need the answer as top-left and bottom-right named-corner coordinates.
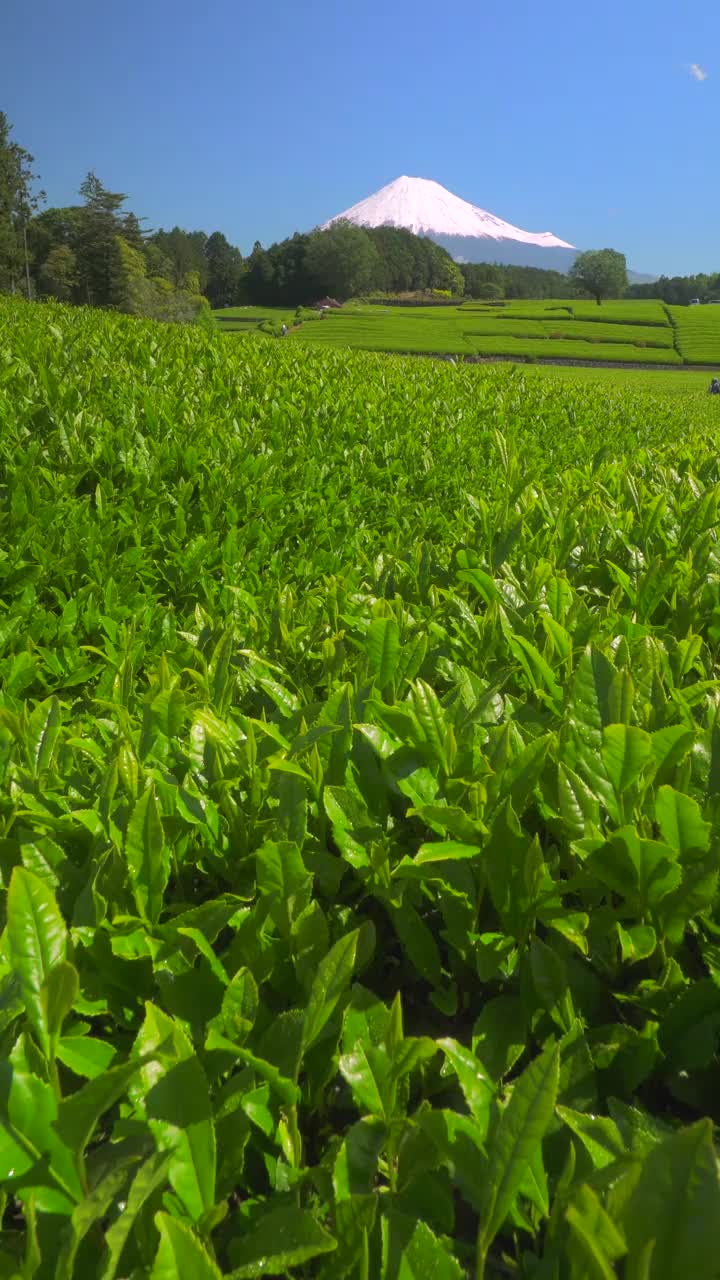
top-left (0, 111), bottom-right (465, 317)
top-left (627, 273), bottom-right (720, 306)
top-left (461, 251), bottom-right (628, 306)
top-left (460, 261), bottom-right (571, 299)
top-left (242, 223), bottom-right (464, 306)
top-left (1, 109), bottom-right (636, 319)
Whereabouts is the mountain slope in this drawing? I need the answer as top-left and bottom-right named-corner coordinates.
top-left (322, 175), bottom-right (574, 250)
top-left (431, 233), bottom-right (577, 271)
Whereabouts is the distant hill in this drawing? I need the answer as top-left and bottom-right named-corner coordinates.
top-left (627, 270), bottom-right (658, 284)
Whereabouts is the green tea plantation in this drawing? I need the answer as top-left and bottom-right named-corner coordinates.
top-left (216, 297), bottom-right (720, 368)
top-left (2, 297), bottom-right (720, 1279)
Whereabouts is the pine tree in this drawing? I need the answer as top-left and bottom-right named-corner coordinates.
top-left (75, 172), bottom-right (128, 306)
top-left (245, 241), bottom-right (275, 304)
top-left (120, 211), bottom-right (146, 252)
top-left (0, 112), bottom-right (43, 295)
top-left (205, 231), bottom-right (244, 308)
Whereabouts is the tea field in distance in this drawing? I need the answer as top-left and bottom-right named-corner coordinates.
top-left (215, 297), bottom-right (720, 371)
top-left (3, 295), bottom-right (720, 1278)
top-left (521, 361), bottom-right (714, 396)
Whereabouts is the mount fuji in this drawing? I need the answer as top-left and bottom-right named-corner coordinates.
top-left (322, 175), bottom-right (578, 271)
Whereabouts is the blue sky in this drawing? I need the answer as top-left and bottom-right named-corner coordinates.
top-left (2, 0), bottom-right (718, 275)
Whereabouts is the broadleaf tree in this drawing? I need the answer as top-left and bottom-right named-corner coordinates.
top-left (569, 248), bottom-right (628, 306)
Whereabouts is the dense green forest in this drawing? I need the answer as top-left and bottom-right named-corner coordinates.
top-left (458, 260), bottom-right (569, 299)
top-left (627, 273), bottom-right (720, 305)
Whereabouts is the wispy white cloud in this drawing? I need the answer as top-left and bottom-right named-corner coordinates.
top-left (690, 63), bottom-right (708, 81)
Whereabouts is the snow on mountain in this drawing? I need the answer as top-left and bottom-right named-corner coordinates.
top-left (322, 175), bottom-right (574, 250)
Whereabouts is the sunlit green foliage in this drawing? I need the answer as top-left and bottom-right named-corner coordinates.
top-left (519, 362), bottom-right (714, 396)
top-left (461, 318), bottom-right (674, 346)
top-left (288, 306), bottom-right (683, 362)
top-left (2, 298), bottom-right (720, 1277)
top-left (669, 303), bottom-right (720, 365)
top-left (459, 335), bottom-right (680, 362)
top-left (217, 297), bottom-right (720, 366)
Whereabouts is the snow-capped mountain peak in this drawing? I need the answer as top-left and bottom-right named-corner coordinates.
top-left (322, 175), bottom-right (574, 249)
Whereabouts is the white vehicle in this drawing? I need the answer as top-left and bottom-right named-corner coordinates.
top-left (689, 298), bottom-right (701, 306)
